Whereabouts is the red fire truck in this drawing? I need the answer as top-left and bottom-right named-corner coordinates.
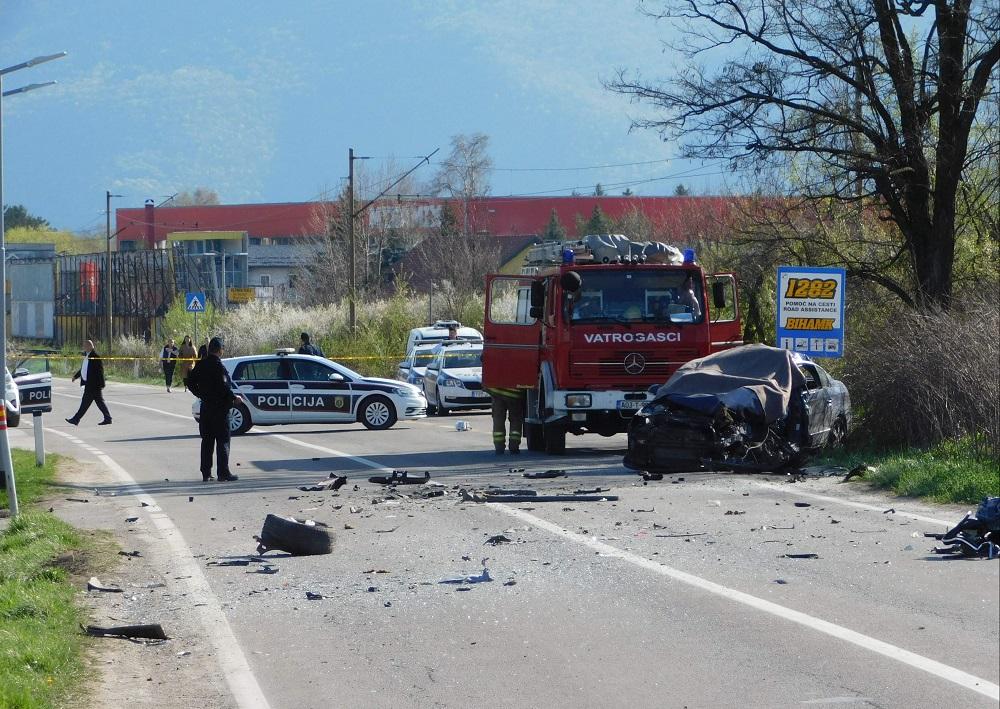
top-left (482, 235), bottom-right (743, 454)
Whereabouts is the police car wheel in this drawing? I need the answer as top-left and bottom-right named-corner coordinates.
top-left (7, 412), bottom-right (19, 428)
top-left (434, 388), bottom-right (449, 416)
top-left (360, 396), bottom-right (397, 430)
top-left (228, 402), bottom-right (252, 435)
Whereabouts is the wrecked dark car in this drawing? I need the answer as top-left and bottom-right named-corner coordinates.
top-left (624, 344), bottom-right (850, 474)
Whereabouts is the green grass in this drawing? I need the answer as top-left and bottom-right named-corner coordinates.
top-left (0, 513), bottom-right (92, 708)
top-left (1, 451), bottom-right (111, 709)
top-left (1, 450), bottom-right (63, 510)
top-left (818, 437), bottom-right (1000, 505)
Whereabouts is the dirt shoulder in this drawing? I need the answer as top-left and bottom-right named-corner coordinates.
top-left (51, 457), bottom-right (236, 709)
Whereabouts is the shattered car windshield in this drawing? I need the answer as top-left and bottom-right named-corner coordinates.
top-left (570, 269), bottom-right (704, 324)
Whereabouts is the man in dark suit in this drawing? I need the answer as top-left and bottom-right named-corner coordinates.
top-left (187, 337), bottom-right (239, 482)
top-left (66, 339), bottom-right (112, 426)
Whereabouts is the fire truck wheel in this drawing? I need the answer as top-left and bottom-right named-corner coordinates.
top-left (525, 423), bottom-right (545, 451)
top-left (543, 423), bottom-right (566, 455)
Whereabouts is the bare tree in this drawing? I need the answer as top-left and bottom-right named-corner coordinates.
top-left (430, 133), bottom-right (494, 235)
top-left (609, 0), bottom-right (999, 307)
top-left (407, 233), bottom-right (501, 300)
top-left (172, 188), bottom-right (220, 206)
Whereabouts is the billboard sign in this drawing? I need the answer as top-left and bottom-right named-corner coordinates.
top-left (776, 266), bottom-right (846, 358)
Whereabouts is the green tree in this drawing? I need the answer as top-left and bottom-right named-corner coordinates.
top-left (3, 204), bottom-right (49, 232)
top-left (541, 209), bottom-right (567, 240)
top-left (622, 188), bottom-right (634, 196)
top-left (593, 183), bottom-right (605, 196)
top-left (171, 188), bottom-right (220, 206)
top-left (583, 205), bottom-right (612, 235)
top-left (609, 0), bottom-right (1000, 308)
top-left (6, 226), bottom-right (102, 254)
top-left (673, 184), bottom-right (689, 196)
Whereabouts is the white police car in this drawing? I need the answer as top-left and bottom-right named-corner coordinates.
top-left (422, 342), bottom-right (491, 415)
top-left (192, 350), bottom-right (427, 434)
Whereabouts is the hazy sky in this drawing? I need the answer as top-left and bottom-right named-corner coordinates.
top-left (1, 1), bottom-right (731, 231)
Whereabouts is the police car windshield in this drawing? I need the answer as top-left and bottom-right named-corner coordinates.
top-left (570, 269), bottom-right (704, 324)
top-left (441, 350), bottom-right (482, 369)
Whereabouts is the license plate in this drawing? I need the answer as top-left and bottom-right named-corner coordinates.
top-left (617, 400), bottom-right (645, 411)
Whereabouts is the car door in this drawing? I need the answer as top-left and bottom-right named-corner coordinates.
top-left (423, 353), bottom-right (443, 406)
top-left (798, 363), bottom-right (832, 446)
top-left (231, 359), bottom-right (291, 423)
top-left (286, 357), bottom-right (354, 422)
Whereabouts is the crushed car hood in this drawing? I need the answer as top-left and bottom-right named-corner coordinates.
top-left (653, 344), bottom-right (807, 423)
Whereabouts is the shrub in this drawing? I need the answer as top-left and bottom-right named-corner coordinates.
top-left (842, 293), bottom-right (999, 458)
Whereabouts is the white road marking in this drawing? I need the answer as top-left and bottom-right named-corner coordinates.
top-left (44, 385), bottom-right (992, 699)
top-left (491, 503), bottom-right (999, 701)
top-left (749, 482), bottom-right (953, 527)
top-left (45, 427), bottom-right (272, 709)
top-left (53, 391), bottom-right (192, 421)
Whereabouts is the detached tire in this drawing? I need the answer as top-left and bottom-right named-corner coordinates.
top-left (360, 395), bottom-right (397, 430)
top-left (228, 402), bottom-right (252, 435)
top-left (256, 514), bottom-right (334, 556)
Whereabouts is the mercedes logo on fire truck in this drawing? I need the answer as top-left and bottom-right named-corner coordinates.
top-left (623, 352), bottom-right (646, 375)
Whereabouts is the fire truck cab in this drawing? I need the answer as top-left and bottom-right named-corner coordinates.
top-left (482, 235), bottom-right (742, 454)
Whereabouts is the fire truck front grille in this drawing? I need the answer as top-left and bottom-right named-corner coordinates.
top-left (570, 349), bottom-right (701, 378)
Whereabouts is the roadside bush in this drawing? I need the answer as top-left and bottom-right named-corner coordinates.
top-left (843, 293), bottom-right (999, 457)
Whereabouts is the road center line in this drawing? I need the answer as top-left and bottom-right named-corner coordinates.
top-left (490, 503), bottom-right (998, 701)
top-left (44, 427), bottom-right (272, 709)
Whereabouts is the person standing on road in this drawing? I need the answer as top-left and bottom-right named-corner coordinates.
top-left (484, 386), bottom-right (525, 455)
top-left (160, 338), bottom-right (178, 392)
top-left (298, 332), bottom-right (324, 357)
top-left (187, 337), bottom-right (238, 482)
top-left (178, 335), bottom-right (197, 391)
top-left (65, 339), bottom-right (112, 426)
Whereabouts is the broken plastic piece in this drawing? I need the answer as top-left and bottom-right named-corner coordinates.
top-left (485, 534), bottom-right (513, 546)
top-left (255, 513), bottom-right (334, 556)
top-left (299, 476), bottom-right (348, 492)
top-left (87, 577), bottom-right (123, 593)
top-left (369, 470), bottom-right (431, 486)
top-left (523, 470), bottom-right (566, 479)
top-left (86, 623), bottom-right (168, 640)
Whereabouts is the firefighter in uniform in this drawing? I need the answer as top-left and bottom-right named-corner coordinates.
top-left (485, 386), bottom-right (525, 455)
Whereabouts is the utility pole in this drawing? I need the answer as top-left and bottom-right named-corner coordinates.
top-left (105, 190), bottom-right (121, 351)
top-left (348, 148), bottom-right (356, 334)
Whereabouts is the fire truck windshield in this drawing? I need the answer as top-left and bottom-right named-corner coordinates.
top-left (569, 269), bottom-right (704, 325)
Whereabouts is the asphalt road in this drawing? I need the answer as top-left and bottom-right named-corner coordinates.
top-left (9, 377), bottom-right (999, 709)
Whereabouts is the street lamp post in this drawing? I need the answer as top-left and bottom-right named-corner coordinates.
top-left (106, 190), bottom-right (122, 350)
top-left (0, 51), bottom-right (66, 516)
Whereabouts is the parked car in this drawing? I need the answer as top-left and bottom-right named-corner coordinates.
top-left (395, 343), bottom-right (439, 389)
top-left (192, 350), bottom-right (427, 435)
top-left (422, 342), bottom-right (491, 415)
top-left (624, 344), bottom-right (850, 474)
top-left (404, 320), bottom-right (482, 354)
top-left (3, 369), bottom-right (20, 428)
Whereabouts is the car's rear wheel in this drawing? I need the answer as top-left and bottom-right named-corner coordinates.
top-left (360, 395), bottom-right (397, 430)
top-left (7, 411), bottom-right (20, 428)
top-left (228, 402), bottom-right (252, 435)
top-left (828, 417), bottom-right (847, 448)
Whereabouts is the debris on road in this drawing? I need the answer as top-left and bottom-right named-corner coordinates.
top-left (843, 463), bottom-right (868, 482)
top-left (299, 475), bottom-right (348, 492)
top-left (118, 550), bottom-right (142, 558)
top-left (255, 514), bottom-right (334, 556)
top-left (488, 488), bottom-right (537, 496)
top-left (440, 564), bottom-right (493, 585)
top-left (794, 502), bottom-right (812, 508)
top-left (86, 623), bottom-right (168, 640)
top-left (369, 470), bottom-right (431, 485)
top-left (724, 510), bottom-right (746, 516)
top-left (575, 487), bottom-right (609, 495)
top-left (375, 526), bottom-right (399, 534)
top-left (485, 534), bottom-right (513, 546)
top-left (928, 497), bottom-right (1000, 559)
top-left (248, 565), bottom-right (279, 575)
top-left (65, 497), bottom-right (90, 503)
top-left (784, 553), bottom-right (820, 559)
top-left (87, 577), bottom-right (123, 593)
top-left (305, 591), bottom-right (325, 600)
top-left (523, 470), bottom-right (566, 479)
top-left (207, 558), bottom-right (254, 567)
top-left (125, 516), bottom-right (139, 523)
top-left (640, 472), bottom-right (663, 481)
top-left (655, 532), bottom-right (707, 538)
top-left (471, 491), bottom-right (619, 503)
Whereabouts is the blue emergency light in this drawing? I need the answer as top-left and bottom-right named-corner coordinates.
top-left (562, 248), bottom-right (575, 265)
top-left (683, 248), bottom-right (697, 264)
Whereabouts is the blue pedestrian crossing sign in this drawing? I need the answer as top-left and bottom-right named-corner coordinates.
top-left (185, 291), bottom-right (207, 313)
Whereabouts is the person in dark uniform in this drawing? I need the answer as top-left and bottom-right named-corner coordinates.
top-left (188, 337), bottom-right (239, 482)
top-left (298, 332), bottom-right (324, 357)
top-left (160, 338), bottom-right (178, 392)
top-left (197, 337), bottom-right (209, 360)
top-left (66, 339), bottom-right (112, 426)
top-left (484, 386), bottom-right (525, 455)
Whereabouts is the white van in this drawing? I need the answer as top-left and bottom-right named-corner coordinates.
top-left (404, 320), bottom-right (483, 355)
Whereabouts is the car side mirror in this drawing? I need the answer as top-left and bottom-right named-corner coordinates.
top-left (329, 372), bottom-right (345, 382)
top-left (13, 368), bottom-right (30, 378)
top-left (529, 305), bottom-right (543, 319)
top-left (712, 281), bottom-right (727, 309)
top-left (398, 362), bottom-right (409, 370)
top-left (530, 281), bottom-right (545, 308)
